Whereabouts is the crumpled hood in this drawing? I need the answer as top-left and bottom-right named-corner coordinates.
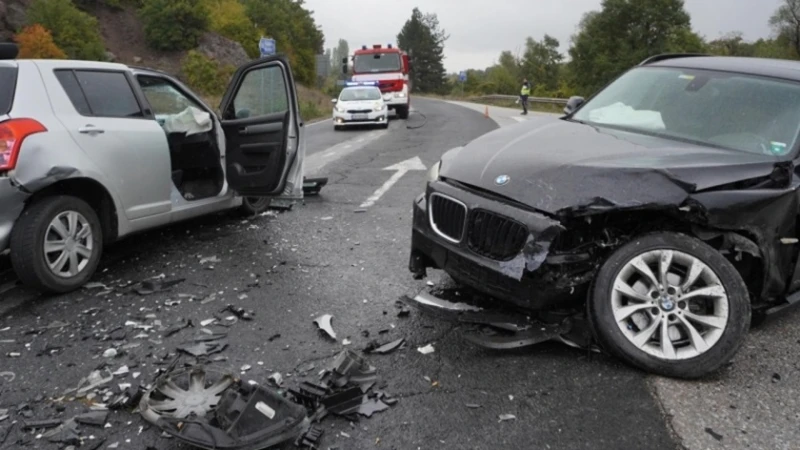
top-left (440, 116), bottom-right (783, 215)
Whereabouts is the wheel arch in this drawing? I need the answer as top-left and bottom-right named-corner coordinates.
top-left (555, 209), bottom-right (763, 302)
top-left (26, 177), bottom-right (119, 244)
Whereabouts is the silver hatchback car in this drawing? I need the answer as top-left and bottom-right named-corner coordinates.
top-left (0, 43), bottom-right (306, 294)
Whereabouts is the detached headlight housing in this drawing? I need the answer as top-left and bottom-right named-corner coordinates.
top-left (427, 160), bottom-right (442, 183)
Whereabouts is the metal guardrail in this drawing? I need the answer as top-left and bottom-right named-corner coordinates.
top-left (475, 94), bottom-right (569, 105)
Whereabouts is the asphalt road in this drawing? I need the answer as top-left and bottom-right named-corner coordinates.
top-left (0, 98), bottom-right (795, 450)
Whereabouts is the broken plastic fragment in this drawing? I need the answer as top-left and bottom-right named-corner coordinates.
top-left (417, 344), bottom-right (435, 355)
top-left (74, 411), bottom-right (108, 427)
top-left (314, 314), bottom-right (337, 340)
top-left (146, 366), bottom-right (309, 450)
top-left (367, 338), bottom-right (405, 355)
top-left (498, 414), bottom-right (516, 422)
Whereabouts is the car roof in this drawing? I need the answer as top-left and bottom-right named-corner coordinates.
top-left (25, 59), bottom-right (131, 71)
top-left (647, 56), bottom-right (800, 82)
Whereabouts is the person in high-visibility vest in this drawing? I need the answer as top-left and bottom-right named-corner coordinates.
top-left (520, 79), bottom-right (531, 115)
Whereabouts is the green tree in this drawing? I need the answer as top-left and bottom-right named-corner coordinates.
top-left (26, 0), bottom-right (106, 60)
top-left (397, 8), bottom-right (448, 94)
top-left (242, 0), bottom-right (325, 84)
top-left (567, 0), bottom-right (703, 95)
top-left (520, 35), bottom-right (562, 92)
top-left (139, 0), bottom-right (210, 51)
top-left (205, 0), bottom-right (259, 58)
top-left (181, 49), bottom-right (235, 96)
top-left (770, 0), bottom-right (800, 57)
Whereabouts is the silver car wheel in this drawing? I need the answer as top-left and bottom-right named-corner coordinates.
top-left (44, 211), bottom-right (94, 278)
top-left (611, 249), bottom-right (730, 360)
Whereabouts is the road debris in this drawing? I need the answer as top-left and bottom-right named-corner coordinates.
top-left (498, 414), bottom-right (517, 422)
top-left (365, 338), bottom-right (405, 355)
top-left (74, 411), bottom-right (109, 427)
top-left (314, 314), bottom-right (337, 340)
top-left (417, 344), bottom-right (435, 355)
top-left (140, 365), bottom-right (309, 449)
top-left (177, 333), bottom-right (229, 357)
top-left (134, 278), bottom-right (185, 296)
top-left (705, 427), bottom-right (724, 441)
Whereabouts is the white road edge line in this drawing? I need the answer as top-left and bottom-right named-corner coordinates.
top-left (359, 157), bottom-right (427, 209)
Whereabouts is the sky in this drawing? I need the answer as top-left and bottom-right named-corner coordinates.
top-left (303, 0), bottom-right (784, 73)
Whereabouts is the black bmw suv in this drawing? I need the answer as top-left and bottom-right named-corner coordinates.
top-left (409, 54), bottom-right (800, 378)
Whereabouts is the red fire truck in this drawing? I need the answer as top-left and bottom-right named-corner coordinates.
top-left (347, 44), bottom-right (411, 119)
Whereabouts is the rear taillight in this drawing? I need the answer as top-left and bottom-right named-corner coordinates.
top-left (0, 119), bottom-right (47, 171)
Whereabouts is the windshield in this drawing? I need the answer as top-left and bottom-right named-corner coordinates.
top-left (572, 66), bottom-right (800, 157)
top-left (339, 87), bottom-right (382, 102)
top-left (354, 53), bottom-right (401, 73)
top-left (0, 66), bottom-right (17, 115)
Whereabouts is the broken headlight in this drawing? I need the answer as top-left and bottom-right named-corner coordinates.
top-left (427, 160), bottom-right (442, 183)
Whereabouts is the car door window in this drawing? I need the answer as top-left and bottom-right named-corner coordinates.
top-left (231, 66), bottom-right (288, 119)
top-left (57, 70), bottom-right (144, 118)
top-left (138, 76), bottom-right (203, 116)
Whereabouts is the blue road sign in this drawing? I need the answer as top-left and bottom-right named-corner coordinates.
top-left (259, 37), bottom-right (276, 57)
top-left (458, 71), bottom-right (467, 82)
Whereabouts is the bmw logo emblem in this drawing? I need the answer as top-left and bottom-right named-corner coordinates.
top-left (495, 175), bottom-right (510, 186)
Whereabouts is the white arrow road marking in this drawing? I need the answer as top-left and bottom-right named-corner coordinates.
top-left (359, 156), bottom-right (427, 209)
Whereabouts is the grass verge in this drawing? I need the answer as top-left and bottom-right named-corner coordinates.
top-left (198, 85), bottom-right (331, 123)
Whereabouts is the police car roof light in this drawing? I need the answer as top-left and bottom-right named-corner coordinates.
top-left (344, 81), bottom-right (379, 87)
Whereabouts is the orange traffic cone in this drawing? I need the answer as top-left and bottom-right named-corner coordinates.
top-left (484, 105), bottom-right (489, 118)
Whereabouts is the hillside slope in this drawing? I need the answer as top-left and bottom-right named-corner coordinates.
top-left (1, 1), bottom-right (330, 119)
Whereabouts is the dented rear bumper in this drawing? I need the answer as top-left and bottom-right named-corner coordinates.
top-left (0, 177), bottom-right (28, 252)
top-left (409, 180), bottom-right (588, 311)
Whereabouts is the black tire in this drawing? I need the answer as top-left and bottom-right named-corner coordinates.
top-left (239, 197), bottom-right (271, 216)
top-left (10, 196), bottom-right (103, 294)
top-left (396, 106), bottom-right (409, 119)
top-left (333, 125), bottom-right (342, 131)
top-left (588, 232), bottom-right (751, 379)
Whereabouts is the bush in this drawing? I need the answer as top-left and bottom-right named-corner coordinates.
top-left (181, 50), bottom-right (234, 96)
top-left (140, 0), bottom-right (210, 51)
top-left (26, 0), bottom-right (106, 60)
top-left (204, 0), bottom-right (259, 58)
top-left (15, 24), bottom-right (67, 59)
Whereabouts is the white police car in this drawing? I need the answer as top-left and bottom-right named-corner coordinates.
top-left (332, 82), bottom-right (388, 130)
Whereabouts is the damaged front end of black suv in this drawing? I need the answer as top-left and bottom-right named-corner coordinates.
top-left (407, 58), bottom-right (800, 378)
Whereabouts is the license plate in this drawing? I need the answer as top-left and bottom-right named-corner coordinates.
top-left (352, 114), bottom-right (368, 120)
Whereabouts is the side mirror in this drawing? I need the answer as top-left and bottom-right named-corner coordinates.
top-left (331, 99), bottom-right (338, 104)
top-left (563, 96), bottom-right (585, 115)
